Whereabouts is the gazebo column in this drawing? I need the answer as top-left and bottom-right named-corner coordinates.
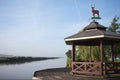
top-left (72, 42), bottom-right (76, 62)
top-left (111, 43), bottom-right (115, 62)
top-left (100, 39), bottom-right (103, 75)
top-left (71, 42), bottom-right (76, 74)
top-left (100, 39), bottom-right (103, 62)
top-left (111, 43), bottom-right (116, 73)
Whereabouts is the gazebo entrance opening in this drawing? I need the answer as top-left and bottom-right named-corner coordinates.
top-left (71, 42), bottom-right (120, 75)
top-left (65, 21), bottom-right (120, 76)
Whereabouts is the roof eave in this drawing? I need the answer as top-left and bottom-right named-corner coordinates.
top-left (65, 35), bottom-right (120, 45)
top-left (65, 35), bottom-right (104, 42)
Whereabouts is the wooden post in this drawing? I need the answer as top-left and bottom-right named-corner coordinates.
top-left (111, 43), bottom-right (115, 72)
top-left (100, 39), bottom-right (103, 62)
top-left (100, 39), bottom-right (103, 75)
top-left (111, 44), bottom-right (114, 62)
top-left (72, 42), bottom-right (75, 62)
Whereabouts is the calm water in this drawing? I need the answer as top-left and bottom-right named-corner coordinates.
top-left (0, 57), bottom-right (66, 79)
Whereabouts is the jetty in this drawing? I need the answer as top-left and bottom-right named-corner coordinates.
top-left (33, 67), bottom-right (120, 80)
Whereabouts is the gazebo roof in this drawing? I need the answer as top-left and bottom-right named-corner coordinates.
top-left (65, 21), bottom-right (120, 45)
top-left (83, 21), bottom-right (107, 31)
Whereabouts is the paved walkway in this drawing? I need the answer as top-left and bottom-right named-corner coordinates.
top-left (33, 67), bottom-right (120, 80)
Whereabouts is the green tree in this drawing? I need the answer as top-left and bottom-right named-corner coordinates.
top-left (76, 46), bottom-right (100, 62)
top-left (108, 16), bottom-right (120, 60)
top-left (76, 46), bottom-right (90, 61)
top-left (108, 16), bottom-right (120, 33)
top-left (65, 50), bottom-right (72, 67)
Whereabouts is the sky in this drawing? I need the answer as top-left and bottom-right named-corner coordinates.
top-left (0, 0), bottom-right (120, 57)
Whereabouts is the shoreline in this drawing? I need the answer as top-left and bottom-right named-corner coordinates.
top-left (0, 56), bottom-right (59, 64)
top-left (33, 67), bottom-right (120, 80)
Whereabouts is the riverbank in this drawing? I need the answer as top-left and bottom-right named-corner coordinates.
top-left (33, 67), bottom-right (120, 80)
top-left (0, 56), bottom-right (59, 64)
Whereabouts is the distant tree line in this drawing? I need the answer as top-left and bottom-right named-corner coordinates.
top-left (0, 56), bottom-right (59, 64)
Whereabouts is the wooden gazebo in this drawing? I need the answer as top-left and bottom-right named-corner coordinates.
top-left (65, 21), bottom-right (120, 75)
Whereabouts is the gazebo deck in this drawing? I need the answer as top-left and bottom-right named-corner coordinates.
top-left (33, 67), bottom-right (120, 80)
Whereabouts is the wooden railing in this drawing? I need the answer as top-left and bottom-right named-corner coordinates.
top-left (103, 62), bottom-right (120, 75)
top-left (72, 62), bottom-right (102, 75)
top-left (72, 62), bottom-right (120, 76)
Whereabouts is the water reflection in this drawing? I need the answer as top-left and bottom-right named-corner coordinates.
top-left (0, 57), bottom-right (66, 79)
top-left (0, 58), bottom-right (57, 65)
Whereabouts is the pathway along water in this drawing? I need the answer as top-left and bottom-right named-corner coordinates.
top-left (0, 57), bottom-right (66, 79)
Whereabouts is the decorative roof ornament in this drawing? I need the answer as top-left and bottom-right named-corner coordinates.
top-left (91, 4), bottom-right (101, 20)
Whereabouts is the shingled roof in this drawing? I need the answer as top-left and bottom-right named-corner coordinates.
top-left (83, 21), bottom-right (107, 30)
top-left (65, 21), bottom-right (120, 45)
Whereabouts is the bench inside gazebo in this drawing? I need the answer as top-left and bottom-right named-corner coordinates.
top-left (65, 21), bottom-right (120, 76)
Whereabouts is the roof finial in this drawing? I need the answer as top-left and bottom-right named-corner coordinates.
top-left (91, 4), bottom-right (101, 20)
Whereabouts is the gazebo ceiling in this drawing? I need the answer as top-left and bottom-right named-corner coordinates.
top-left (65, 21), bottom-right (120, 45)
